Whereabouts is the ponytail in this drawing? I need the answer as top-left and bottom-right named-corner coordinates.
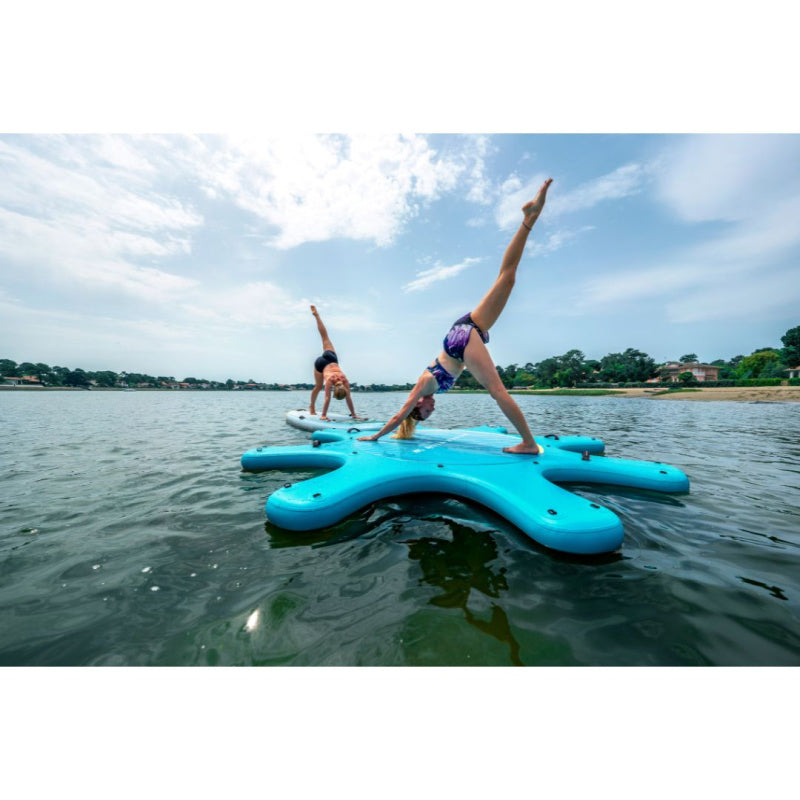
top-left (392, 416), bottom-right (418, 440)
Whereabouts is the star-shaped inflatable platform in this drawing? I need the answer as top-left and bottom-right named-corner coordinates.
top-left (241, 426), bottom-right (689, 555)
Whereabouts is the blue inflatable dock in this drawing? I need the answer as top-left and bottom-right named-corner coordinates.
top-left (241, 426), bottom-right (689, 555)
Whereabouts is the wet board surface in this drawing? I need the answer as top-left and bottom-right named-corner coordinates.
top-left (242, 426), bottom-right (688, 555)
top-left (285, 408), bottom-right (385, 432)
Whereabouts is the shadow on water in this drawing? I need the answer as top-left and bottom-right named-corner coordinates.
top-left (402, 520), bottom-right (524, 666)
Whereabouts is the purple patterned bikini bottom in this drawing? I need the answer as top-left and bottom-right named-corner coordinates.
top-left (442, 313), bottom-right (489, 361)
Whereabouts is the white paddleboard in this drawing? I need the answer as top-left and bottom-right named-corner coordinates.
top-left (285, 408), bottom-right (385, 433)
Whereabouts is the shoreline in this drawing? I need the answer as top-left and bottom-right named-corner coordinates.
top-left (511, 386), bottom-right (800, 403)
top-left (3, 384), bottom-right (800, 402)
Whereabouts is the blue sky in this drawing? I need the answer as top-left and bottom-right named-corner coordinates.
top-left (2, 133), bottom-right (799, 383)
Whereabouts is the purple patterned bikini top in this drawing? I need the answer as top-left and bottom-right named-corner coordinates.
top-left (426, 359), bottom-right (456, 393)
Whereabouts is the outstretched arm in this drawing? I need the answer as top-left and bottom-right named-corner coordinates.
top-left (320, 384), bottom-right (333, 419)
top-left (344, 389), bottom-right (361, 417)
top-left (358, 374), bottom-right (433, 441)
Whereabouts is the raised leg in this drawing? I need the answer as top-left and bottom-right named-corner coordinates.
top-left (311, 305), bottom-right (335, 352)
top-left (470, 178), bottom-right (552, 333)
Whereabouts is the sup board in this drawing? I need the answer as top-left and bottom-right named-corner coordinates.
top-left (285, 408), bottom-right (385, 432)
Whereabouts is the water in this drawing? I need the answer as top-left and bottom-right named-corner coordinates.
top-left (1, 389), bottom-right (799, 666)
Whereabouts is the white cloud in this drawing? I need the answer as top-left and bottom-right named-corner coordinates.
top-left (0, 207), bottom-right (197, 302)
top-left (462, 135), bottom-right (495, 204)
top-left (495, 163), bottom-right (648, 230)
top-left (547, 163), bottom-right (649, 217)
top-left (529, 225), bottom-right (595, 257)
top-left (403, 257), bottom-right (482, 292)
top-left (0, 136), bottom-right (202, 303)
top-left (566, 136), bottom-right (800, 324)
top-left (666, 267), bottom-right (799, 323)
top-left (576, 262), bottom-right (705, 307)
top-left (0, 137), bottom-right (201, 232)
top-left (654, 134), bottom-right (800, 223)
top-left (180, 281), bottom-right (309, 328)
top-left (178, 134), bottom-right (469, 249)
top-left (571, 202), bottom-right (800, 323)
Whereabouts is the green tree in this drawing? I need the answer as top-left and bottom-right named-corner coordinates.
top-left (534, 357), bottom-right (560, 388)
top-left (33, 363), bottom-right (55, 383)
top-left (584, 359), bottom-right (601, 375)
top-left (89, 370), bottom-right (119, 387)
top-left (125, 373), bottom-right (157, 386)
top-left (736, 350), bottom-right (780, 379)
top-left (48, 366), bottom-right (70, 386)
top-left (556, 349), bottom-right (587, 387)
top-left (511, 369), bottom-right (535, 387)
top-left (679, 353), bottom-right (698, 363)
top-left (710, 359), bottom-right (737, 380)
top-left (17, 362), bottom-right (39, 377)
top-left (598, 348), bottom-right (657, 383)
top-left (678, 371), bottom-right (697, 385)
top-left (780, 324), bottom-right (800, 366)
top-left (64, 369), bottom-right (90, 387)
top-left (0, 359), bottom-right (17, 376)
top-left (459, 369), bottom-right (479, 389)
top-left (503, 364), bottom-right (519, 387)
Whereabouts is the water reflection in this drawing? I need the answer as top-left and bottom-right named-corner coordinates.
top-left (404, 521), bottom-right (523, 666)
top-left (738, 576), bottom-right (789, 601)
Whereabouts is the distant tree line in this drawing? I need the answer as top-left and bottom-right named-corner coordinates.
top-left (3, 324), bottom-right (798, 390)
top-left (0, 361), bottom-right (281, 390)
top-left (456, 323), bottom-right (800, 389)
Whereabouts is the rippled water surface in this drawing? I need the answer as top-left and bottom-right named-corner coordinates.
top-left (2, 390), bottom-right (799, 666)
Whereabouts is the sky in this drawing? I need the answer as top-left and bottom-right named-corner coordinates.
top-left (2, 132), bottom-right (799, 383)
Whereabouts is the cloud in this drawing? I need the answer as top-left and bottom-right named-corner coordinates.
top-left (666, 266), bottom-right (799, 323)
top-left (654, 134), bottom-right (800, 223)
top-left (179, 281), bottom-right (310, 328)
top-left (403, 257), bottom-right (482, 292)
top-left (461, 135), bottom-right (495, 205)
top-left (571, 196), bottom-right (800, 323)
top-left (547, 163), bottom-right (649, 217)
top-left (0, 136), bottom-right (202, 303)
top-left (566, 136), bottom-right (800, 324)
top-left (177, 134), bottom-right (470, 249)
top-left (529, 225), bottom-right (595, 257)
top-left (177, 284), bottom-right (389, 336)
top-left (495, 163), bottom-right (648, 230)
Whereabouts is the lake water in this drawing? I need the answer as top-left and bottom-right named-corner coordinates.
top-left (2, 389), bottom-right (799, 666)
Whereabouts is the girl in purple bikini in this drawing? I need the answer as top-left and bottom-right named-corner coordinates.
top-left (358, 178), bottom-right (553, 455)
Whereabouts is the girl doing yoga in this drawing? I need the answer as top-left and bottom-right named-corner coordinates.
top-left (358, 178), bottom-right (553, 454)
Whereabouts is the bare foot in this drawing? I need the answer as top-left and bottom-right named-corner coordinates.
top-left (522, 178), bottom-right (553, 227)
top-left (310, 305), bottom-right (318, 316)
top-left (503, 442), bottom-right (544, 455)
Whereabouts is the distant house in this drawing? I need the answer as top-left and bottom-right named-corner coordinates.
top-left (659, 362), bottom-right (720, 383)
top-left (785, 366), bottom-right (800, 379)
top-left (2, 375), bottom-right (43, 387)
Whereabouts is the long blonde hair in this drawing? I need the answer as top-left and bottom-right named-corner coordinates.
top-left (333, 383), bottom-right (347, 400)
top-left (392, 415), bottom-right (418, 440)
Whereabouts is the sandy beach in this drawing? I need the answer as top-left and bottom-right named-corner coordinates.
top-left (575, 386), bottom-right (800, 403)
